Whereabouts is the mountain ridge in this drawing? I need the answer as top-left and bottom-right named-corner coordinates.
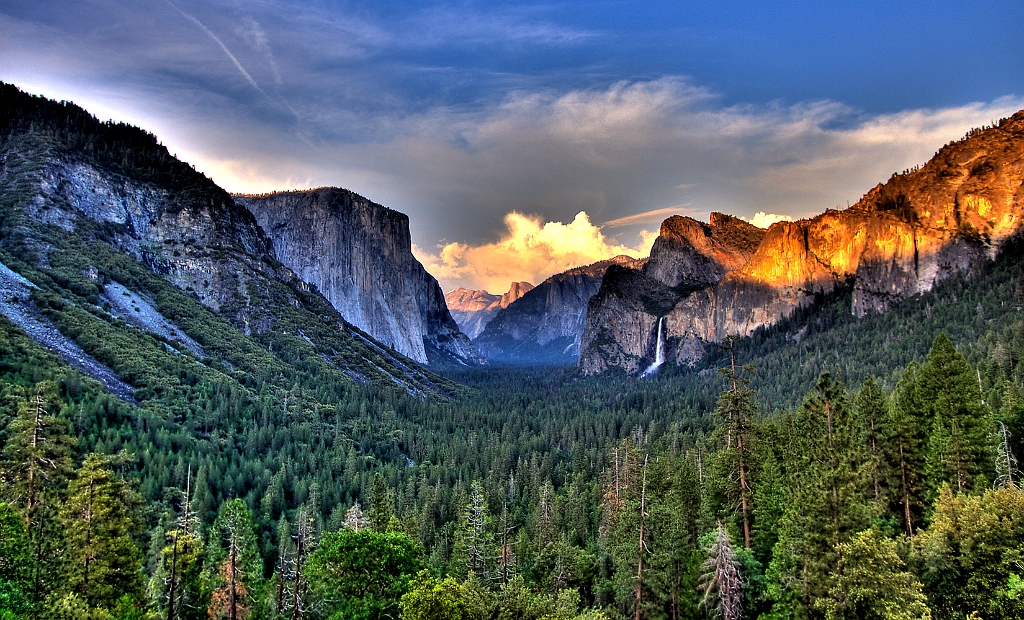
top-left (580, 109), bottom-right (1024, 374)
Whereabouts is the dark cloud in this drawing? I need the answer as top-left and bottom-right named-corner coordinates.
top-left (1, 1), bottom-right (1021, 290)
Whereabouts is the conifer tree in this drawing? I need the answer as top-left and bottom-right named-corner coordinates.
top-left (60, 452), bottom-right (146, 611)
top-left (768, 374), bottom-right (871, 613)
top-left (160, 466), bottom-right (204, 620)
top-left (917, 334), bottom-right (994, 494)
top-left (712, 338), bottom-right (758, 549)
top-left (884, 364), bottom-right (928, 537)
top-left (454, 480), bottom-right (494, 579)
top-left (368, 472), bottom-right (394, 533)
top-left (855, 376), bottom-right (889, 506)
top-left (0, 381), bottom-right (75, 607)
top-left (207, 499), bottom-right (262, 620)
top-left (699, 525), bottom-right (742, 620)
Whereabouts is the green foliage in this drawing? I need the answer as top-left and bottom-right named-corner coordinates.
top-left (821, 528), bottom-right (930, 620)
top-left (59, 453), bottom-right (146, 612)
top-left (307, 529), bottom-right (422, 620)
top-left (399, 570), bottom-right (467, 620)
top-left (0, 504), bottom-right (32, 618)
top-left (913, 486), bottom-right (1024, 620)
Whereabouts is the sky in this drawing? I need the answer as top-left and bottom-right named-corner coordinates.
top-left (2, 0), bottom-right (1022, 293)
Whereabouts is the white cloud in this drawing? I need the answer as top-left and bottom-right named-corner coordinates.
top-left (414, 211), bottom-right (657, 293)
top-left (743, 212), bottom-right (795, 229)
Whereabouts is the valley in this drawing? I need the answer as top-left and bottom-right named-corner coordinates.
top-left (1, 83), bottom-right (1023, 620)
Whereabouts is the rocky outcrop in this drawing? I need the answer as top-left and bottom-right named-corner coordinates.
top-left (580, 110), bottom-right (1024, 374)
top-left (476, 256), bottom-right (643, 363)
top-left (579, 214), bottom-right (762, 374)
top-left (0, 83), bottom-right (462, 395)
top-left (446, 282), bottom-right (534, 339)
top-left (237, 189), bottom-right (484, 366)
top-left (644, 213), bottom-right (765, 288)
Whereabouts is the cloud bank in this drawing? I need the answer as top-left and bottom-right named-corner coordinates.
top-left (414, 211), bottom-right (657, 293)
top-left (2, 2), bottom-right (1021, 293)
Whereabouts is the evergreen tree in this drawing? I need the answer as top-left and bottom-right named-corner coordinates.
top-left (711, 339), bottom-right (759, 549)
top-left (855, 376), bottom-right (889, 506)
top-left (0, 503), bottom-right (32, 617)
top-left (59, 452), bottom-right (146, 611)
top-left (884, 363), bottom-right (928, 537)
top-left (699, 525), bottom-right (742, 620)
top-left (820, 528), bottom-right (930, 620)
top-left (917, 334), bottom-right (994, 495)
top-left (768, 374), bottom-right (872, 615)
top-left (0, 381), bottom-right (75, 607)
top-left (453, 480), bottom-right (495, 580)
top-left (207, 499), bottom-right (262, 620)
top-left (367, 472), bottom-right (393, 533)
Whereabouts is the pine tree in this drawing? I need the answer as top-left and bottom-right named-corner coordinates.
top-left (367, 472), bottom-right (394, 533)
top-left (855, 376), bottom-right (889, 506)
top-left (712, 338), bottom-right (758, 549)
top-left (207, 499), bottom-right (262, 620)
top-left (884, 364), bottom-right (928, 537)
top-left (768, 374), bottom-right (872, 613)
top-left (699, 525), bottom-right (742, 620)
top-left (918, 334), bottom-right (994, 495)
top-left (160, 466), bottom-right (204, 620)
top-left (60, 452), bottom-right (146, 611)
top-left (0, 381), bottom-right (75, 607)
top-left (994, 422), bottom-right (1019, 489)
top-left (453, 480), bottom-right (494, 579)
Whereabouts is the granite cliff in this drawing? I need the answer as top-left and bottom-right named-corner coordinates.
top-left (0, 83), bottom-right (458, 396)
top-left (237, 189), bottom-right (484, 366)
top-left (445, 281), bottom-right (534, 339)
top-left (476, 255), bottom-right (643, 363)
top-left (580, 110), bottom-right (1024, 375)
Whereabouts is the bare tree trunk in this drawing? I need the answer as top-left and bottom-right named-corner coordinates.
top-left (900, 445), bottom-right (913, 537)
top-left (634, 454), bottom-right (649, 620)
top-left (229, 540), bottom-right (238, 620)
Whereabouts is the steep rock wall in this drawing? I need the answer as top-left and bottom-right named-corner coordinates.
top-left (237, 189), bottom-right (484, 366)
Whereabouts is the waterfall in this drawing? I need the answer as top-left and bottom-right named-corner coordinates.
top-left (641, 316), bottom-right (666, 378)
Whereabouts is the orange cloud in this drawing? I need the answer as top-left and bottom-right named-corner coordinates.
top-left (415, 211), bottom-right (657, 293)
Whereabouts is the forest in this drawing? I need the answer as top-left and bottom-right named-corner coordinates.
top-left (2, 84), bottom-right (1024, 620)
top-left (3, 259), bottom-right (1024, 619)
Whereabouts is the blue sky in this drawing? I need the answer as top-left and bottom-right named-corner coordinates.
top-left (1, 0), bottom-right (1022, 291)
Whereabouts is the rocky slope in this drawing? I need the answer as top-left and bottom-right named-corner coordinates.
top-left (445, 281), bottom-right (534, 339)
top-left (580, 111), bottom-right (1024, 375)
top-left (0, 83), bottom-right (459, 396)
top-left (236, 189), bottom-right (484, 367)
top-left (475, 256), bottom-right (643, 363)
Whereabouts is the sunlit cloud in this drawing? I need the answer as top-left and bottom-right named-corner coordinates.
top-left (742, 212), bottom-right (795, 229)
top-left (414, 211), bottom-right (658, 293)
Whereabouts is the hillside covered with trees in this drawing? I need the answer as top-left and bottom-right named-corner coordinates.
top-left (2, 87), bottom-right (1024, 620)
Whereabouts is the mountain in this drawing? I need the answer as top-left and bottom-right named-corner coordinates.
top-left (0, 82), bottom-right (459, 398)
top-left (580, 110), bottom-right (1024, 375)
top-left (474, 255), bottom-right (644, 363)
top-left (236, 189), bottom-right (484, 367)
top-left (445, 281), bottom-right (534, 339)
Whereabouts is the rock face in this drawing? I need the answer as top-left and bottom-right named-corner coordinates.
top-left (476, 256), bottom-right (643, 364)
top-left (0, 83), bottom-right (460, 395)
top-left (580, 215), bottom-right (763, 374)
top-left (446, 282), bottom-right (534, 339)
top-left (580, 110), bottom-right (1024, 374)
top-left (237, 189), bottom-right (485, 366)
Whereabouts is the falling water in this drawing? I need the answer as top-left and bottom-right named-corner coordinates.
top-left (641, 316), bottom-right (666, 378)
